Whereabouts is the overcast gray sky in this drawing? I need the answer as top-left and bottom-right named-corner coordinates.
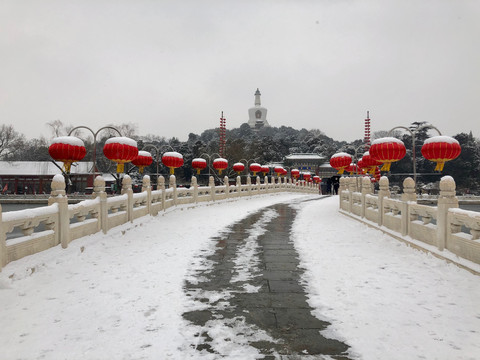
top-left (1, 0), bottom-right (479, 142)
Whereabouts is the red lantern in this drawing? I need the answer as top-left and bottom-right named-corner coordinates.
top-left (162, 151), bottom-right (184, 175)
top-left (370, 137), bottom-right (406, 172)
top-left (313, 175), bottom-right (321, 183)
top-left (192, 158), bottom-right (207, 175)
top-left (132, 151), bottom-right (153, 173)
top-left (345, 163), bottom-right (354, 174)
top-left (103, 137), bottom-right (138, 173)
top-left (303, 172), bottom-right (311, 181)
top-left (281, 168), bottom-right (288, 176)
top-left (291, 169), bottom-right (300, 179)
top-left (361, 151), bottom-right (383, 174)
top-left (421, 136), bottom-right (461, 171)
top-left (260, 165), bottom-right (270, 176)
top-left (345, 163), bottom-right (361, 175)
top-left (213, 158), bottom-right (228, 175)
top-left (330, 152), bottom-right (352, 174)
top-left (49, 136), bottom-right (87, 173)
top-left (233, 162), bottom-right (245, 174)
top-left (274, 166), bottom-right (284, 176)
top-left (249, 162), bottom-right (261, 176)
top-left (357, 159), bottom-right (367, 174)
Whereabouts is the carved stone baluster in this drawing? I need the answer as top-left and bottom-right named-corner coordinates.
top-left (470, 226), bottom-right (480, 240)
top-left (450, 221), bottom-right (462, 234)
top-left (20, 221), bottom-right (35, 236)
top-left (422, 215), bottom-right (432, 225)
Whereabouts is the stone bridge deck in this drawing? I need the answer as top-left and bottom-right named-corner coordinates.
top-left (183, 197), bottom-right (350, 359)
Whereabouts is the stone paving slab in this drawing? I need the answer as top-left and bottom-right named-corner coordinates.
top-left (264, 255), bottom-right (300, 263)
top-left (230, 292), bottom-right (313, 309)
top-left (269, 280), bottom-right (306, 293)
top-left (263, 249), bottom-right (299, 256)
top-left (266, 262), bottom-right (301, 271)
top-left (182, 200), bottom-right (351, 359)
top-left (263, 270), bottom-right (302, 281)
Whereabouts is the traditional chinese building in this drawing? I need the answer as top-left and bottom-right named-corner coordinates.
top-left (0, 161), bottom-right (94, 195)
top-left (284, 153), bottom-right (337, 176)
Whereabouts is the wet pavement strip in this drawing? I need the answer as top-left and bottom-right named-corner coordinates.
top-left (183, 198), bottom-right (350, 359)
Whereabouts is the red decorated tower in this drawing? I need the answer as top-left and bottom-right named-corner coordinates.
top-left (219, 111), bottom-right (226, 158)
top-left (364, 111), bottom-right (371, 152)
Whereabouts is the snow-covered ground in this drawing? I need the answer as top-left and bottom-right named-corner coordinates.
top-left (1, 194), bottom-right (480, 359)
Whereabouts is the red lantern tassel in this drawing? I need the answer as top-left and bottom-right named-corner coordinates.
top-left (63, 161), bottom-right (73, 173)
top-left (380, 163), bottom-right (391, 172)
top-left (435, 161), bottom-right (445, 172)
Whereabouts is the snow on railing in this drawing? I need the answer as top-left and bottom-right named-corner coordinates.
top-left (338, 175), bottom-right (480, 270)
top-left (0, 173), bottom-right (317, 271)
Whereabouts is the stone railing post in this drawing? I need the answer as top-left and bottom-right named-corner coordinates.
top-left (158, 176), bottom-right (166, 211)
top-left (93, 175), bottom-right (108, 234)
top-left (361, 176), bottom-right (372, 218)
top-left (142, 175), bottom-right (152, 215)
top-left (437, 176), bottom-right (458, 251)
top-left (256, 176), bottom-right (261, 194)
top-left (224, 176), bottom-right (229, 198)
top-left (121, 175), bottom-right (134, 222)
top-left (401, 177), bottom-right (416, 236)
top-left (209, 176), bottom-right (215, 201)
top-left (247, 176), bottom-right (252, 196)
top-left (377, 176), bottom-right (391, 226)
top-left (169, 175), bottom-right (177, 205)
top-left (338, 177), bottom-right (344, 207)
top-left (401, 177), bottom-right (417, 202)
top-left (235, 175), bottom-right (241, 197)
top-left (348, 177), bottom-right (356, 193)
top-left (0, 204), bottom-right (6, 271)
top-left (347, 178), bottom-right (354, 213)
top-left (48, 175), bottom-right (70, 249)
top-left (191, 176), bottom-right (198, 203)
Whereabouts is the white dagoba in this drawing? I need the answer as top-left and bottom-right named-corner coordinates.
top-left (247, 88), bottom-right (270, 129)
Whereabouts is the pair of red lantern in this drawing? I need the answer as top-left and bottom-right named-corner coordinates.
top-left (131, 150), bottom-right (185, 174)
top-left (191, 157), bottom-right (228, 175)
top-left (369, 136), bottom-right (461, 172)
top-left (49, 136), bottom-right (144, 173)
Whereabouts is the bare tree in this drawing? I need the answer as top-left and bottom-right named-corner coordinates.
top-left (115, 122), bottom-right (138, 138)
top-left (0, 124), bottom-right (26, 160)
top-left (372, 129), bottom-right (402, 141)
top-left (46, 119), bottom-right (65, 137)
